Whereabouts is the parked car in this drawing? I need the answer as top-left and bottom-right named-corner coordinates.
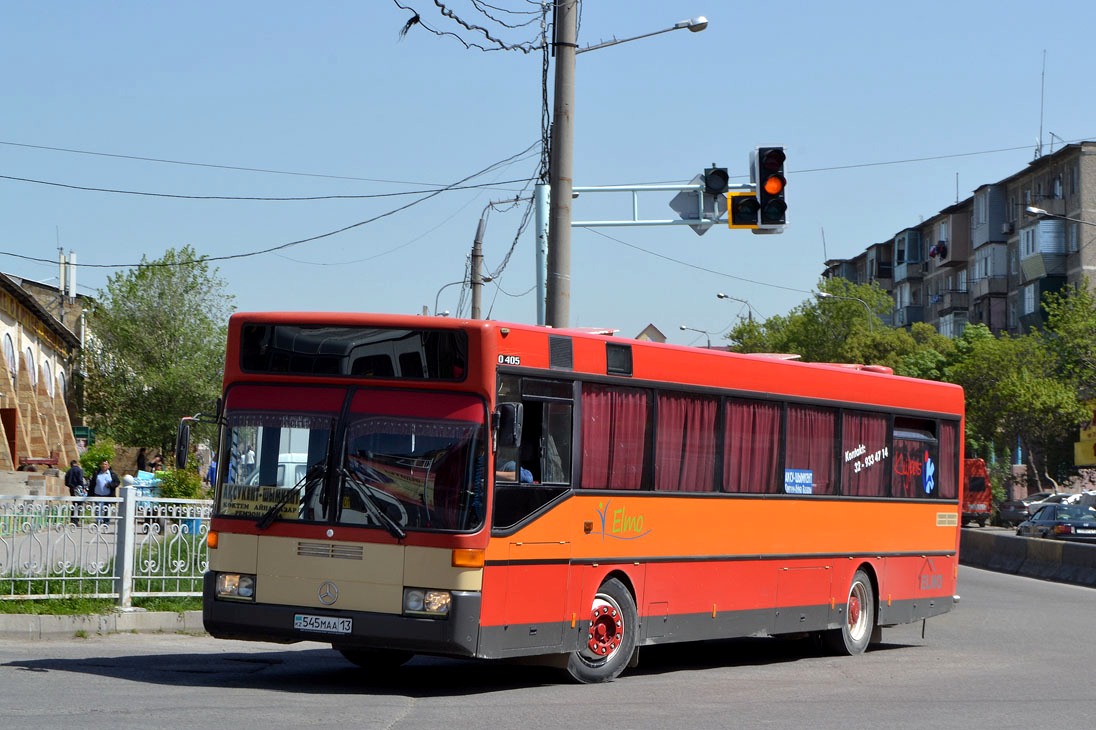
top-left (997, 499), bottom-right (1030, 527)
top-left (1016, 503), bottom-right (1096, 542)
top-left (997, 491), bottom-right (1068, 527)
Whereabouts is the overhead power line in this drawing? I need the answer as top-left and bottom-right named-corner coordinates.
top-left (0, 172), bottom-right (532, 201)
top-left (0, 141), bottom-right (542, 270)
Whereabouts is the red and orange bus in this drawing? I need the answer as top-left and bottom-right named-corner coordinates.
top-left (186, 312), bottom-right (963, 682)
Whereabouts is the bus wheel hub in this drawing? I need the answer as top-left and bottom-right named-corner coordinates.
top-left (587, 605), bottom-right (622, 655)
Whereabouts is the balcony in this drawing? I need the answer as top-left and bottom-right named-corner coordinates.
top-left (893, 260), bottom-right (924, 282)
top-left (893, 305), bottom-right (925, 328)
top-left (970, 276), bottom-right (1008, 300)
top-left (940, 290), bottom-right (969, 313)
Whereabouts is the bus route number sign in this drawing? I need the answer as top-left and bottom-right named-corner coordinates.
top-left (294, 614), bottom-right (352, 634)
top-left (498, 354), bottom-right (521, 366)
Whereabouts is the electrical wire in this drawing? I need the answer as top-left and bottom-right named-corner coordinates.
top-left (0, 141), bottom-right (542, 270)
top-left (0, 172), bottom-right (532, 201)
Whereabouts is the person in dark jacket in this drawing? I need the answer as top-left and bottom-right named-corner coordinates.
top-left (64, 459), bottom-right (87, 525)
top-left (64, 460), bottom-right (87, 496)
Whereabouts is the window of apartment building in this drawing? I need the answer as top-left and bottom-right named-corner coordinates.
top-left (1023, 189), bottom-right (1032, 205)
top-left (1020, 227), bottom-right (1036, 258)
top-left (1022, 284), bottom-right (1037, 315)
top-left (957, 270), bottom-right (967, 291)
top-left (1073, 161), bottom-right (1080, 195)
top-left (1008, 300), bottom-right (1018, 329)
top-left (938, 220), bottom-right (949, 243)
top-left (1069, 222), bottom-right (1079, 253)
top-left (974, 194), bottom-right (986, 225)
top-left (1053, 175), bottom-right (1063, 200)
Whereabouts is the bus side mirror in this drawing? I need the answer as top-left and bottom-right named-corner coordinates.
top-left (175, 418), bottom-right (193, 469)
top-left (495, 402), bottom-right (523, 449)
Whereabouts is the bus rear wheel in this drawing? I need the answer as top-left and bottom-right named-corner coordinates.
top-left (566, 578), bottom-right (637, 683)
top-left (823, 568), bottom-right (875, 656)
top-left (334, 646), bottom-right (413, 673)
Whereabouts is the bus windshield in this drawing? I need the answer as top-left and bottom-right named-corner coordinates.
top-left (214, 384), bottom-right (486, 532)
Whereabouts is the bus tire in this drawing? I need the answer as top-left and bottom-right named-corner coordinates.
top-left (566, 578), bottom-right (637, 683)
top-left (823, 568), bottom-right (875, 656)
top-left (334, 646), bottom-right (413, 672)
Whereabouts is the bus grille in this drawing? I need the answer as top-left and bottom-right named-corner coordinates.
top-left (296, 542), bottom-right (364, 560)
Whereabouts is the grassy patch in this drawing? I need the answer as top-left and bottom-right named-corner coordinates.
top-left (0, 595), bottom-right (201, 615)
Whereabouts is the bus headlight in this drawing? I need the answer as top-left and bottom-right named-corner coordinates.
top-left (403, 588), bottom-right (451, 618)
top-left (216, 572), bottom-right (256, 601)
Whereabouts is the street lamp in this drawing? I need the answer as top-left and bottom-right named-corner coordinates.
top-left (1026, 206), bottom-right (1096, 227)
top-left (545, 5), bottom-right (708, 328)
top-left (815, 291), bottom-right (873, 333)
top-left (716, 292), bottom-right (757, 322)
top-left (680, 324), bottom-right (712, 348)
top-left (576, 16), bottom-right (708, 54)
top-left (434, 280), bottom-right (466, 317)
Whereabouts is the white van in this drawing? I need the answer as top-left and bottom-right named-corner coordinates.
top-left (246, 453), bottom-right (309, 488)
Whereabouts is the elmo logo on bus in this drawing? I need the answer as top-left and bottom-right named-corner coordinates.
top-left (593, 500), bottom-right (652, 541)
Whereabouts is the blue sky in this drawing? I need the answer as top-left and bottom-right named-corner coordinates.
top-left (3, 1), bottom-right (1095, 344)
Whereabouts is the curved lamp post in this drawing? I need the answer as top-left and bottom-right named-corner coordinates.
top-left (815, 291), bottom-right (873, 333)
top-left (680, 324), bottom-right (713, 348)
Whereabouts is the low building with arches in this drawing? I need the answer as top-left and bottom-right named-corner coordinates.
top-left (0, 272), bottom-right (81, 478)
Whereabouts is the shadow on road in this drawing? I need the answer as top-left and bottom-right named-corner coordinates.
top-left (3, 635), bottom-right (921, 695)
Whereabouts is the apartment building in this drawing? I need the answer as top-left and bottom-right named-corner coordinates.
top-left (823, 140), bottom-right (1096, 336)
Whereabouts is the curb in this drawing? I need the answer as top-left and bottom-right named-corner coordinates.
top-left (0, 610), bottom-right (204, 640)
top-left (960, 529), bottom-right (1096, 587)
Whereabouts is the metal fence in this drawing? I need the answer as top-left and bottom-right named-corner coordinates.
top-left (0, 487), bottom-right (212, 606)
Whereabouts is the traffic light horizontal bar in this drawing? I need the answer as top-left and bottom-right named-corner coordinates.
top-left (574, 183), bottom-right (754, 194)
top-left (572, 218), bottom-right (724, 228)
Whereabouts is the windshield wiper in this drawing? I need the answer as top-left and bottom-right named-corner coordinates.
top-left (255, 463), bottom-right (326, 530)
top-left (339, 466), bottom-right (406, 540)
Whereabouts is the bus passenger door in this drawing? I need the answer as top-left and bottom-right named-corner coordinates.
top-left (501, 540), bottom-right (572, 651)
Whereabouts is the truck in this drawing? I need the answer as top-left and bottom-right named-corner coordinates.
top-left (962, 458), bottom-right (992, 527)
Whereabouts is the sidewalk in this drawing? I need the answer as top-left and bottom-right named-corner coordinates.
top-left (0, 610), bottom-right (204, 640)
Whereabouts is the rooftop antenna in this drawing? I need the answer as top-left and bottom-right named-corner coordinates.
top-left (820, 226), bottom-right (828, 264)
top-left (1036, 49), bottom-right (1046, 159)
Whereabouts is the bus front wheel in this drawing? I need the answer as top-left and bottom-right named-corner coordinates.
top-left (566, 578), bottom-right (637, 683)
top-left (823, 568), bottom-right (875, 656)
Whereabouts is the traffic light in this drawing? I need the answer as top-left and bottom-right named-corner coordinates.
top-left (703, 165), bottom-right (729, 195)
top-left (752, 146), bottom-right (787, 229)
top-left (727, 191), bottom-right (759, 229)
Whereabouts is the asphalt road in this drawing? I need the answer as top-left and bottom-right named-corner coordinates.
top-left (1, 565), bottom-right (1092, 730)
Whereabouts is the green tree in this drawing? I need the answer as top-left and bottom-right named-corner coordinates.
top-left (83, 246), bottom-right (234, 456)
top-left (1042, 278), bottom-right (1096, 392)
top-left (946, 327), bottom-right (1086, 490)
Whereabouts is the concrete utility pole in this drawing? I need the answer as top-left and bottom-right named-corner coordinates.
top-left (470, 214), bottom-right (487, 319)
top-left (545, 0), bottom-right (578, 329)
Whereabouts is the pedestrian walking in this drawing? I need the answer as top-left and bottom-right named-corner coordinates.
top-left (63, 459), bottom-right (87, 525)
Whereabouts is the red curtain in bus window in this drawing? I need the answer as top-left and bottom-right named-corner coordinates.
top-left (841, 411), bottom-right (889, 497)
top-left (654, 393), bottom-right (717, 492)
top-left (580, 385), bottom-right (648, 490)
top-left (785, 405), bottom-right (836, 495)
top-left (938, 420), bottom-right (958, 499)
top-left (722, 399), bottom-right (780, 494)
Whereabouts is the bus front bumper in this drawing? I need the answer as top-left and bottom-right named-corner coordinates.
top-left (202, 575), bottom-right (482, 657)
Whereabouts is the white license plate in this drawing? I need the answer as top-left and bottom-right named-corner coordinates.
top-left (970, 504), bottom-right (987, 511)
top-left (1076, 529), bottom-right (1096, 535)
top-left (294, 614), bottom-right (352, 634)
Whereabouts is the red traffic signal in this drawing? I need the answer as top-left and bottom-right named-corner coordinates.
top-left (753, 146), bottom-right (787, 228)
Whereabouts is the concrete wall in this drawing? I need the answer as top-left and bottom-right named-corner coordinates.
top-left (960, 529), bottom-right (1096, 587)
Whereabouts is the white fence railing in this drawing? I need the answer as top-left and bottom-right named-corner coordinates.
top-left (0, 487), bottom-right (212, 606)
